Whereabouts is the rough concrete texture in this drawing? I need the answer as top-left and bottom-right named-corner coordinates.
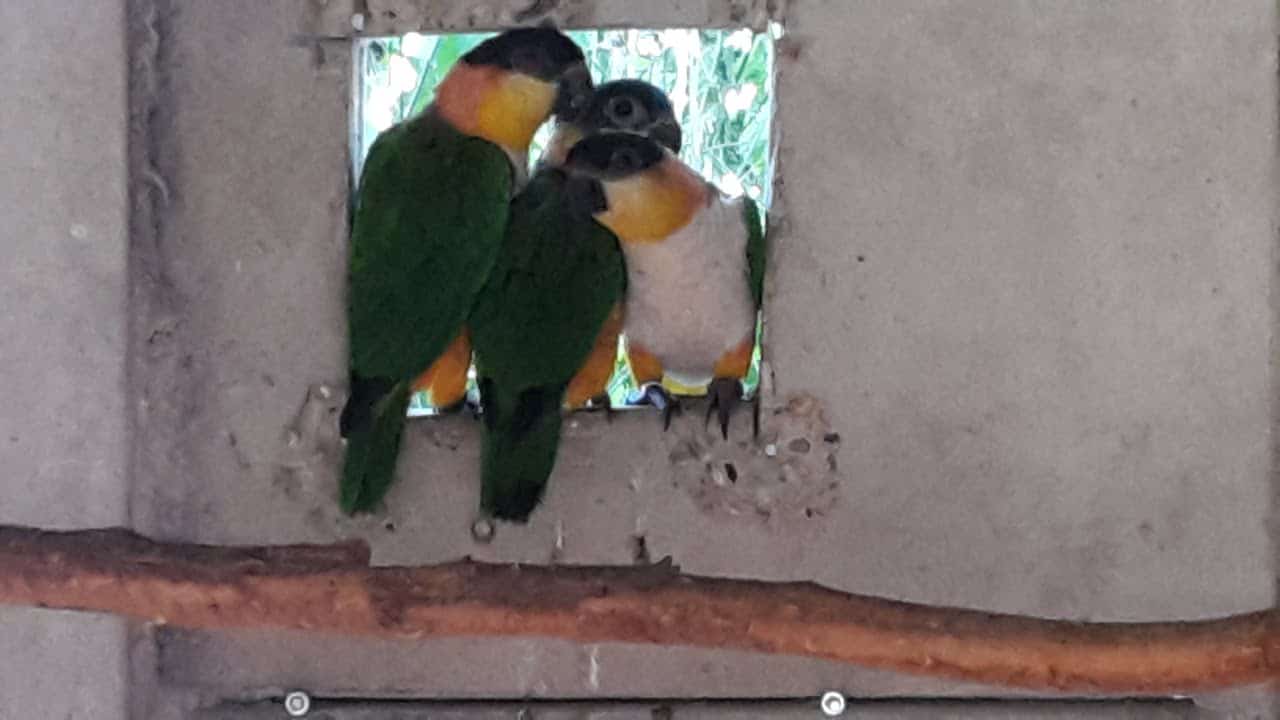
top-left (304, 0), bottom-right (783, 35)
top-left (4, 0), bottom-right (1277, 716)
top-left (132, 0), bottom-right (1280, 712)
top-left (0, 1), bottom-right (133, 718)
top-left (768, 0), bottom-right (1278, 621)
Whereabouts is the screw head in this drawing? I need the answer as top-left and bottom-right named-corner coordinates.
top-left (820, 690), bottom-right (846, 717)
top-left (284, 690), bottom-right (311, 717)
top-left (471, 517), bottom-right (496, 544)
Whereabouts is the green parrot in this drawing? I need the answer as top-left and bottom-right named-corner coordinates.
top-left (468, 80), bottom-right (682, 522)
top-left (560, 132), bottom-right (767, 439)
top-left (338, 28), bottom-right (592, 514)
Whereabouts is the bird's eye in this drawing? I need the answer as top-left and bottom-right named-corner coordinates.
top-left (609, 148), bottom-right (641, 173)
top-left (608, 97), bottom-right (634, 118)
top-left (608, 96), bottom-right (655, 132)
top-left (603, 96), bottom-right (650, 131)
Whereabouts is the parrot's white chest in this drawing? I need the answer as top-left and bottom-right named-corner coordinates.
top-left (620, 195), bottom-right (755, 387)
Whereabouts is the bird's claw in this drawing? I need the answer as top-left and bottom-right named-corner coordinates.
top-left (705, 378), bottom-right (744, 440)
top-left (641, 383), bottom-right (680, 431)
top-left (435, 397), bottom-right (476, 418)
top-left (442, 395), bottom-right (482, 421)
top-left (588, 393), bottom-right (614, 423)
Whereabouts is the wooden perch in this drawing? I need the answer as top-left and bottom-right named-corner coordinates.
top-left (0, 526), bottom-right (1275, 693)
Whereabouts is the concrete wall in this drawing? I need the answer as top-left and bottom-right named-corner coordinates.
top-left (0, 2), bottom-right (132, 719)
top-left (1, 0), bottom-right (1277, 716)
top-left (770, 0), bottom-right (1278, 620)
top-left (141, 0), bottom-right (1279, 711)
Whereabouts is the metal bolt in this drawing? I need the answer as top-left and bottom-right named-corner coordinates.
top-left (471, 517), bottom-right (496, 544)
top-left (284, 690), bottom-right (311, 717)
top-left (820, 690), bottom-right (846, 717)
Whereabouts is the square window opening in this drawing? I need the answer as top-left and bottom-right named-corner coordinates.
top-left (352, 27), bottom-right (778, 417)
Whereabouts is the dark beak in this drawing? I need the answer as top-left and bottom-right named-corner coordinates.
top-left (565, 174), bottom-right (607, 218)
top-left (649, 119), bottom-right (683, 154)
top-left (553, 63), bottom-right (594, 122)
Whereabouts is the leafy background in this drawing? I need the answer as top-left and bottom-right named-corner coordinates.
top-left (356, 29), bottom-right (775, 414)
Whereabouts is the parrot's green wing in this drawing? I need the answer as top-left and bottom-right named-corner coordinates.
top-left (469, 168), bottom-right (626, 521)
top-left (348, 112), bottom-right (513, 377)
top-left (340, 112), bottom-right (514, 514)
top-left (743, 196), bottom-right (767, 308)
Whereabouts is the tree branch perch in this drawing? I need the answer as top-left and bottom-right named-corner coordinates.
top-left (0, 525), bottom-right (1275, 693)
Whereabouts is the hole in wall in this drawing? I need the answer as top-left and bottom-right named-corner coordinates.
top-left (353, 27), bottom-right (780, 417)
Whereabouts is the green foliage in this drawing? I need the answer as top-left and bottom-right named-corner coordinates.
top-left (358, 29), bottom-right (774, 413)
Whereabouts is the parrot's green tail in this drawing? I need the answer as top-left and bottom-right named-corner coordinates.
top-left (339, 375), bottom-right (412, 514)
top-left (478, 378), bottom-right (566, 522)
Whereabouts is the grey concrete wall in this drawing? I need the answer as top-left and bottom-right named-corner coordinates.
top-left (140, 0), bottom-right (1280, 711)
top-left (0, 1), bottom-right (132, 718)
top-left (769, 0), bottom-right (1278, 620)
top-left (2, 0), bottom-right (1276, 716)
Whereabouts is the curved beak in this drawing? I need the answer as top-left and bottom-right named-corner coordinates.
top-left (553, 63), bottom-right (594, 122)
top-left (648, 118), bottom-right (683, 154)
top-left (565, 174), bottom-right (607, 217)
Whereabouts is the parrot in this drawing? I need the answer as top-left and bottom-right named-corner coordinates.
top-left (560, 132), bottom-right (767, 440)
top-left (337, 28), bottom-right (593, 514)
top-left (468, 80), bottom-right (682, 522)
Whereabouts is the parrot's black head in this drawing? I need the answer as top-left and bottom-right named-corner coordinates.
top-left (561, 131), bottom-right (668, 217)
top-left (463, 28), bottom-right (592, 119)
top-left (563, 131), bottom-right (666, 181)
top-left (464, 27), bottom-right (585, 80)
top-left (576, 80), bottom-right (682, 153)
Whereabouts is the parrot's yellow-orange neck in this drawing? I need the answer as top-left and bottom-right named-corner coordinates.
top-left (597, 157), bottom-right (708, 244)
top-left (436, 61), bottom-right (557, 155)
top-left (539, 122), bottom-right (584, 169)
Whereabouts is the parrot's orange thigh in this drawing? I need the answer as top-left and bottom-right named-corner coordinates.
top-left (412, 328), bottom-right (472, 407)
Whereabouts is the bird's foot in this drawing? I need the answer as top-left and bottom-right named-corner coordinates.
top-left (705, 378), bottom-right (744, 440)
top-left (464, 394), bottom-right (483, 421)
top-left (640, 383), bottom-right (681, 431)
top-left (587, 393), bottom-right (615, 423)
top-left (436, 396), bottom-right (482, 421)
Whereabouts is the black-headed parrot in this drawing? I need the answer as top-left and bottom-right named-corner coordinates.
top-left (338, 28), bottom-right (592, 514)
top-left (561, 132), bottom-right (767, 439)
top-left (468, 80), bottom-right (682, 522)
